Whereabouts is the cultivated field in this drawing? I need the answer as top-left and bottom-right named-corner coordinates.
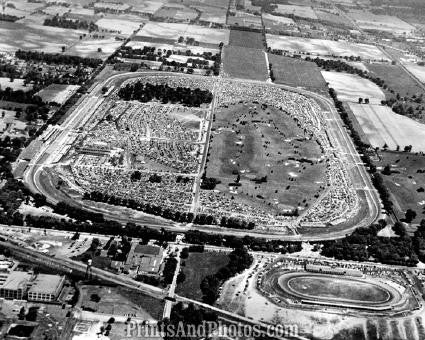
top-left (273, 4), bottom-right (318, 19)
top-left (95, 18), bottom-right (144, 35)
top-left (368, 63), bottom-right (423, 97)
top-left (205, 102), bottom-right (326, 214)
top-left (131, 1), bottom-right (164, 16)
top-left (135, 22), bottom-right (230, 45)
top-left (228, 29), bottom-right (264, 49)
top-left (262, 13), bottom-right (296, 31)
top-left (322, 71), bottom-right (386, 104)
top-left (266, 34), bottom-right (390, 61)
top-left (376, 152), bottom-right (425, 224)
top-left (348, 103), bottom-right (425, 152)
top-left (197, 5), bottom-right (227, 25)
top-left (176, 251), bottom-right (229, 300)
top-left (154, 5), bottom-right (198, 21)
top-left (227, 12), bottom-right (263, 30)
top-left (223, 46), bottom-right (268, 80)
top-left (268, 54), bottom-right (327, 90)
top-left (0, 22), bottom-right (84, 53)
top-left (315, 9), bottom-right (352, 27)
top-left (347, 10), bottom-right (415, 35)
top-left (36, 84), bottom-right (80, 105)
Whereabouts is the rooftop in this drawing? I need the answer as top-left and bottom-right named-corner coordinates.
top-left (1, 271), bottom-right (32, 290)
top-left (28, 274), bottom-right (64, 294)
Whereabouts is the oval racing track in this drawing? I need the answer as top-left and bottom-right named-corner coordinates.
top-left (23, 71), bottom-right (380, 241)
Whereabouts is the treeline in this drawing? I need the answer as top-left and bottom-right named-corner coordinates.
top-left (0, 87), bottom-right (42, 105)
top-left (329, 88), bottom-right (393, 213)
top-left (83, 191), bottom-right (254, 230)
top-left (118, 82), bottom-right (213, 107)
top-left (0, 13), bottom-right (22, 22)
top-left (163, 257), bottom-right (178, 284)
top-left (201, 247), bottom-right (253, 304)
top-left (320, 220), bottom-right (418, 266)
top-left (15, 50), bottom-right (102, 68)
top-left (44, 15), bottom-right (98, 32)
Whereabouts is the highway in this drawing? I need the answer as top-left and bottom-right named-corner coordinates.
top-left (23, 71), bottom-right (380, 242)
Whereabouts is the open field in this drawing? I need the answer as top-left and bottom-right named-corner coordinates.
top-left (0, 77), bottom-right (32, 91)
top-left (36, 84), bottom-right (80, 105)
top-left (266, 34), bottom-right (390, 61)
top-left (65, 37), bottom-right (123, 59)
top-left (0, 21), bottom-right (84, 53)
top-left (135, 22), bottom-right (229, 46)
top-left (376, 152), bottom-right (425, 224)
top-left (322, 71), bottom-right (386, 104)
top-left (315, 9), bottom-right (352, 26)
top-left (131, 0), bottom-right (164, 15)
top-left (228, 29), bottom-right (264, 49)
top-left (223, 46), bottom-right (268, 80)
top-left (348, 103), bottom-right (425, 152)
top-left (79, 285), bottom-right (164, 320)
top-left (368, 63), bottom-right (424, 98)
top-left (95, 18), bottom-right (144, 35)
top-left (154, 5), bottom-right (198, 21)
top-left (176, 251), bottom-right (229, 300)
top-left (347, 10), bottom-right (415, 35)
top-left (273, 4), bottom-right (318, 19)
top-left (205, 102), bottom-right (326, 214)
top-left (268, 54), bottom-right (327, 90)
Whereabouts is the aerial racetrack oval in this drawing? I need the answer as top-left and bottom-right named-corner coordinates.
top-left (259, 269), bottom-right (404, 309)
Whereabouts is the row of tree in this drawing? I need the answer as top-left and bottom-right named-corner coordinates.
top-left (15, 50), bottom-right (102, 68)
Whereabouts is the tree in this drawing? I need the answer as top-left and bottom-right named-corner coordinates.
top-left (382, 164), bottom-right (391, 176)
top-left (358, 97), bottom-right (363, 104)
top-left (405, 209), bottom-right (417, 223)
top-left (392, 221), bottom-right (407, 237)
top-left (18, 306), bottom-right (26, 320)
top-left (177, 271), bottom-right (186, 284)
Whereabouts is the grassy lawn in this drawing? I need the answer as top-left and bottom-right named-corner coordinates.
top-left (268, 54), bottom-right (328, 92)
top-left (176, 252), bottom-right (229, 300)
top-left (376, 151), bottom-right (425, 225)
top-left (223, 45), bottom-right (268, 81)
top-left (206, 102), bottom-right (326, 212)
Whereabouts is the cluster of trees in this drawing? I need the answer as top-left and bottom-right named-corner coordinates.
top-left (15, 50), bottom-right (102, 68)
top-left (163, 257), bottom-right (178, 284)
top-left (321, 220), bottom-right (419, 266)
top-left (118, 82), bottom-right (213, 107)
top-left (219, 216), bottom-right (255, 230)
top-left (44, 15), bottom-right (98, 32)
top-left (200, 176), bottom-right (220, 190)
top-left (201, 247), bottom-right (253, 304)
top-left (0, 87), bottom-right (42, 105)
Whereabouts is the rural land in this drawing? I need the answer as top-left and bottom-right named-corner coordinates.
top-left (1, 0), bottom-right (425, 339)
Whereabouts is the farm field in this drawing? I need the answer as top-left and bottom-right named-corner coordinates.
top-left (205, 102), bottom-right (326, 214)
top-left (135, 22), bottom-right (229, 46)
top-left (65, 37), bottom-right (123, 59)
top-left (368, 63), bottom-right (424, 98)
top-left (131, 0), bottom-right (164, 16)
top-left (266, 34), bottom-right (389, 61)
top-left (262, 13), bottom-right (296, 30)
top-left (0, 78), bottom-right (32, 91)
top-left (222, 46), bottom-right (268, 81)
top-left (347, 10), bottom-right (415, 35)
top-left (268, 54), bottom-right (327, 90)
top-left (36, 84), bottom-right (80, 105)
top-left (322, 71), bottom-right (385, 104)
top-left (228, 29), bottom-right (264, 49)
top-left (196, 5), bottom-right (227, 25)
top-left (0, 21), bottom-right (84, 53)
top-left (227, 12), bottom-right (262, 30)
top-left (95, 18), bottom-right (144, 35)
top-left (376, 151), bottom-right (425, 225)
top-left (347, 103), bottom-right (425, 152)
top-left (273, 4), bottom-right (318, 19)
top-left (403, 62), bottom-right (425, 85)
top-left (176, 251), bottom-right (229, 300)
top-left (154, 5), bottom-right (198, 21)
top-left (314, 9), bottom-right (352, 27)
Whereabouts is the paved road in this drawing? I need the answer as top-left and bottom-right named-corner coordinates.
top-left (23, 71), bottom-right (380, 241)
